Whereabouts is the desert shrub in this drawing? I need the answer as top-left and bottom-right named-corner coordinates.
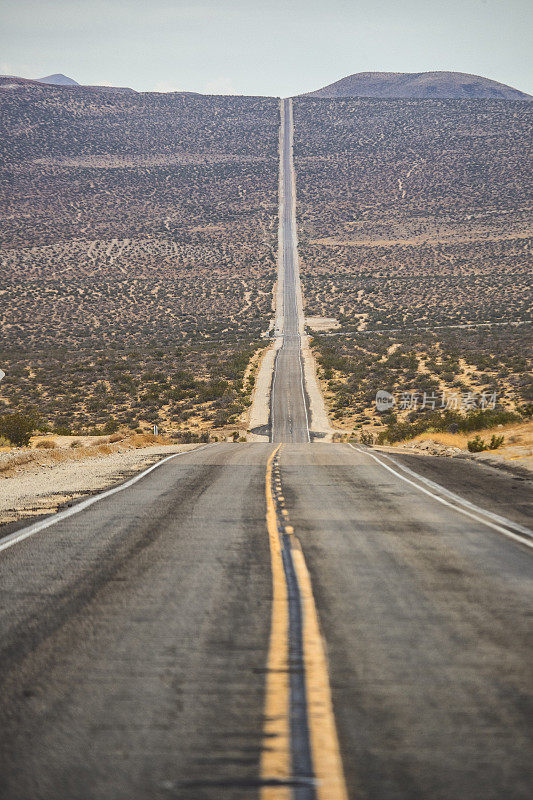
top-left (171, 430), bottom-right (209, 444)
top-left (103, 419), bottom-right (119, 434)
top-left (380, 409), bottom-right (521, 444)
top-left (360, 430), bottom-right (374, 446)
top-left (70, 440), bottom-right (82, 448)
top-left (35, 439), bottom-right (57, 449)
top-left (457, 410), bottom-right (519, 433)
top-left (54, 425), bottom-right (73, 436)
top-left (467, 436), bottom-right (486, 452)
top-left (197, 380), bottom-right (229, 403)
top-left (0, 412), bottom-right (38, 447)
top-left (378, 418), bottom-right (429, 443)
top-left (467, 434), bottom-right (504, 452)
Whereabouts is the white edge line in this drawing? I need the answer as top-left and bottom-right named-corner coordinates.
top-left (0, 443), bottom-right (216, 555)
top-left (288, 98), bottom-right (310, 443)
top-left (270, 349), bottom-right (278, 442)
top-left (348, 444), bottom-right (533, 550)
top-left (372, 448), bottom-right (533, 538)
top-left (298, 343), bottom-right (311, 443)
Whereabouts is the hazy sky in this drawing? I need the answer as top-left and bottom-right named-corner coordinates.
top-left (1, 0), bottom-right (532, 96)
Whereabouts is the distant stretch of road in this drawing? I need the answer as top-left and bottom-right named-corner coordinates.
top-left (0, 100), bottom-right (532, 800)
top-left (270, 98), bottom-right (310, 444)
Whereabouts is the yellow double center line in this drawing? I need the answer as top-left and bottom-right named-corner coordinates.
top-left (261, 445), bottom-right (348, 800)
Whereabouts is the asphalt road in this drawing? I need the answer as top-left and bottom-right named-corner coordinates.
top-left (1, 99), bottom-right (532, 799)
top-left (1, 443), bottom-right (531, 799)
top-left (0, 444), bottom-right (273, 799)
top-left (270, 98), bottom-right (310, 444)
top-left (282, 444), bottom-right (533, 799)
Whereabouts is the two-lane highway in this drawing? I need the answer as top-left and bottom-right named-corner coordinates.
top-left (1, 441), bottom-right (531, 799)
top-left (270, 98), bottom-right (310, 444)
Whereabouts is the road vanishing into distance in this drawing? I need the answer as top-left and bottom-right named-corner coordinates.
top-left (0, 99), bottom-right (532, 800)
top-left (270, 99), bottom-right (310, 444)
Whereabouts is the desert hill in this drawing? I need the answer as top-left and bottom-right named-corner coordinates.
top-left (0, 75), bottom-right (202, 96)
top-left (38, 73), bottom-right (79, 86)
top-left (0, 75), bottom-right (135, 94)
top-left (301, 71), bottom-right (531, 100)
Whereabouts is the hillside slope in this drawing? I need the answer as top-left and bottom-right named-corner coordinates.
top-left (38, 73), bottom-right (79, 86)
top-left (302, 71), bottom-right (531, 100)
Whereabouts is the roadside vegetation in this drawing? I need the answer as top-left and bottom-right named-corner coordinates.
top-left (312, 326), bottom-right (532, 443)
top-left (377, 410), bottom-right (521, 445)
top-left (0, 339), bottom-right (265, 443)
top-left (294, 96), bottom-right (532, 444)
top-left (467, 434), bottom-right (505, 453)
top-left (0, 84), bottom-right (279, 439)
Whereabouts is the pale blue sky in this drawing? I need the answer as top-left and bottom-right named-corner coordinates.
top-left (1, 0), bottom-right (532, 96)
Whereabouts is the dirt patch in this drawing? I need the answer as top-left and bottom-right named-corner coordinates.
top-left (306, 316), bottom-right (340, 332)
top-left (0, 437), bottom-right (201, 526)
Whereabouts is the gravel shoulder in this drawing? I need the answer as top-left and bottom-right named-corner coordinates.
top-left (0, 440), bottom-right (200, 529)
top-left (247, 339), bottom-right (279, 441)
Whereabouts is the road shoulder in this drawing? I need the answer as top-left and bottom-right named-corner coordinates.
top-left (0, 440), bottom-right (202, 529)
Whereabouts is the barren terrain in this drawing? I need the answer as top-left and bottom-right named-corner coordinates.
top-left (293, 97), bottom-right (532, 441)
top-left (0, 84), bottom-right (279, 435)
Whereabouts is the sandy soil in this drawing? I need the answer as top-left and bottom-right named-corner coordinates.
top-left (0, 437), bottom-right (201, 526)
top-left (301, 335), bottom-right (335, 440)
top-left (305, 316), bottom-right (340, 332)
top-left (247, 340), bottom-right (279, 441)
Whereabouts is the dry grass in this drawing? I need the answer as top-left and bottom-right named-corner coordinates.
top-left (0, 433), bottom-right (175, 478)
top-left (408, 420), bottom-right (533, 454)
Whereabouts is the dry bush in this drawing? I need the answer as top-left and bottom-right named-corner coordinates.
top-left (0, 454), bottom-right (34, 474)
top-left (35, 439), bottom-right (57, 449)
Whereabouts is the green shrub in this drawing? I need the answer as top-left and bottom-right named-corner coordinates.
top-left (467, 436), bottom-right (486, 452)
top-left (103, 419), bottom-right (119, 434)
top-left (0, 412), bottom-right (38, 447)
top-left (469, 434), bottom-right (504, 452)
top-left (380, 409), bottom-right (522, 444)
top-left (171, 430), bottom-right (209, 444)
